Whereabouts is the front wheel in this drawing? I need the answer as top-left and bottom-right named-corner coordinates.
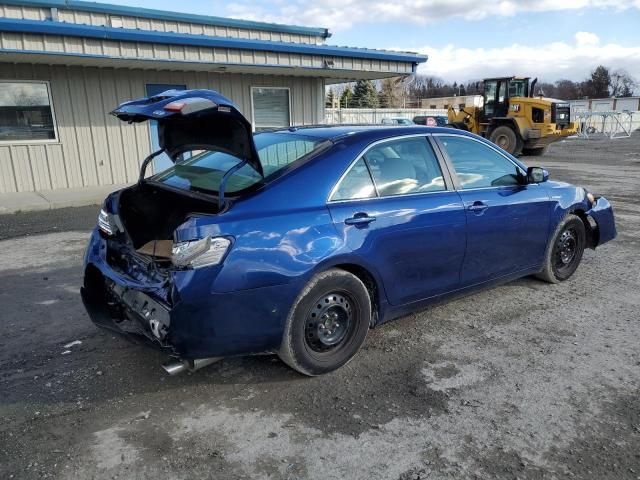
top-left (278, 269), bottom-right (371, 376)
top-left (489, 125), bottom-right (519, 155)
top-left (536, 214), bottom-right (586, 283)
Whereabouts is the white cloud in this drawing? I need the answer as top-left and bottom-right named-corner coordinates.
top-left (226, 0), bottom-right (640, 31)
top-left (408, 32), bottom-right (640, 82)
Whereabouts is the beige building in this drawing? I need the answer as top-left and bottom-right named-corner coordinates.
top-left (0, 0), bottom-right (426, 194)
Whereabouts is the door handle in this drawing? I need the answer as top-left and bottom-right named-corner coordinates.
top-left (467, 201), bottom-right (489, 213)
top-left (345, 213), bottom-right (376, 227)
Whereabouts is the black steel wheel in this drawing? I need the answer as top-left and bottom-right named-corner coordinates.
top-left (536, 214), bottom-right (586, 283)
top-left (279, 269), bottom-right (371, 376)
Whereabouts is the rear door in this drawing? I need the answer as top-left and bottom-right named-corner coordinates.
top-left (328, 135), bottom-right (466, 306)
top-left (434, 134), bottom-right (552, 286)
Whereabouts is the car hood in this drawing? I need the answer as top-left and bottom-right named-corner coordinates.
top-left (111, 89), bottom-right (263, 176)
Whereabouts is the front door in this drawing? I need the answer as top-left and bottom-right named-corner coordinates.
top-left (434, 134), bottom-right (552, 286)
top-left (145, 84), bottom-right (186, 172)
top-left (328, 135), bottom-right (466, 306)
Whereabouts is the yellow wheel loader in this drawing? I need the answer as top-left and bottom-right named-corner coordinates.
top-left (447, 77), bottom-right (577, 156)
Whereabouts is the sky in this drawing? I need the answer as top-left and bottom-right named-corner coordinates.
top-left (107, 0), bottom-right (640, 84)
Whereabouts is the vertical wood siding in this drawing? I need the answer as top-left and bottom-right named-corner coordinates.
top-left (0, 63), bottom-right (325, 193)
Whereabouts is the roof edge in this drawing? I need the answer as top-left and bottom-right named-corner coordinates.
top-left (0, 18), bottom-right (428, 64)
top-left (2, 0), bottom-right (332, 39)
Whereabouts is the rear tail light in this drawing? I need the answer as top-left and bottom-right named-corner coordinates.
top-left (163, 97), bottom-right (217, 115)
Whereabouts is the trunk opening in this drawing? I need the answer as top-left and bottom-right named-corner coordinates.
top-left (118, 183), bottom-right (219, 249)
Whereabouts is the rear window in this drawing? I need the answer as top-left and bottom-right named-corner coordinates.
top-left (152, 132), bottom-right (326, 195)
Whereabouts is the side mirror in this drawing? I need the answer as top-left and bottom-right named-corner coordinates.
top-left (527, 166), bottom-right (549, 183)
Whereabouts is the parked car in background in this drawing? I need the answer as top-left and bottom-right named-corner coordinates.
top-left (380, 117), bottom-right (414, 125)
top-left (82, 89), bottom-right (617, 378)
top-left (413, 115), bottom-right (448, 127)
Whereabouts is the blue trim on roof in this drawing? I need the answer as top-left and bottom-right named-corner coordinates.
top-left (2, 0), bottom-right (331, 38)
top-left (0, 18), bottom-right (428, 64)
top-left (0, 48), bottom-right (421, 79)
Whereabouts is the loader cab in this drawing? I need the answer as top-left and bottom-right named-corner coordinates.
top-left (482, 77), bottom-right (530, 120)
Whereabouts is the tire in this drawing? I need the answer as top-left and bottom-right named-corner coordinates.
top-left (536, 214), bottom-right (586, 283)
top-left (522, 147), bottom-right (548, 156)
top-left (278, 269), bottom-right (371, 376)
top-left (489, 125), bottom-right (519, 154)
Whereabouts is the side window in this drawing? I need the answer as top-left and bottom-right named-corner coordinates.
top-left (365, 137), bottom-right (445, 197)
top-left (439, 136), bottom-right (522, 189)
top-left (331, 158), bottom-right (376, 201)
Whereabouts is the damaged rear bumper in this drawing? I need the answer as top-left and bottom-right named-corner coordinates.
top-left (81, 229), bottom-right (296, 361)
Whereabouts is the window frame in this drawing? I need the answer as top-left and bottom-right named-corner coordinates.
top-left (327, 134), bottom-right (455, 204)
top-left (0, 80), bottom-right (59, 145)
top-left (250, 86), bottom-right (292, 132)
top-left (431, 133), bottom-right (527, 191)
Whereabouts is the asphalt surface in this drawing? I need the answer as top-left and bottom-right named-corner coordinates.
top-left (1, 134), bottom-right (639, 479)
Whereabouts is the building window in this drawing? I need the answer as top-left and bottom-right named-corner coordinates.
top-left (251, 87), bottom-right (291, 131)
top-left (0, 81), bottom-right (57, 143)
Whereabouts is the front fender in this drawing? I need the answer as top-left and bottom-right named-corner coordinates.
top-left (586, 196), bottom-right (616, 247)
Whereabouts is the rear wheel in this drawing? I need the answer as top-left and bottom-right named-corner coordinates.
top-left (536, 214), bottom-right (586, 283)
top-left (489, 125), bottom-right (519, 154)
top-left (278, 269), bottom-right (371, 376)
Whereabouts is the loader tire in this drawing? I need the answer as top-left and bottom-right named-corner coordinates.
top-left (489, 126), bottom-right (518, 155)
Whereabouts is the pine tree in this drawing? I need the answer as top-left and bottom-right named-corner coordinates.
top-left (325, 88), bottom-right (335, 108)
top-left (352, 80), bottom-right (379, 108)
top-left (339, 86), bottom-right (354, 108)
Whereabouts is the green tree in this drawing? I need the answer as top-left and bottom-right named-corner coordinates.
top-left (352, 80), bottom-right (379, 108)
top-left (582, 65), bottom-right (611, 98)
top-left (325, 88), bottom-right (335, 108)
top-left (339, 85), bottom-right (353, 108)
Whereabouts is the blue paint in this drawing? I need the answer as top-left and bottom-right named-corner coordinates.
top-left (0, 17), bottom-right (426, 64)
top-left (2, 0), bottom-right (331, 38)
top-left (81, 90), bottom-right (616, 361)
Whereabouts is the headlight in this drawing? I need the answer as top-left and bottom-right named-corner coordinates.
top-left (171, 236), bottom-right (231, 268)
top-left (98, 208), bottom-right (116, 236)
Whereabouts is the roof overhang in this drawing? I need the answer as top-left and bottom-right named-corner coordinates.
top-left (0, 18), bottom-right (427, 83)
top-left (0, 50), bottom-right (414, 83)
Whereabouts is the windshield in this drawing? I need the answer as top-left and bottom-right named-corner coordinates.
top-left (509, 80), bottom-right (528, 97)
top-left (152, 132), bottom-right (327, 195)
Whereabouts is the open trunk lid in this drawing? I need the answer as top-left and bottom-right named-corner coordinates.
top-left (111, 89), bottom-right (263, 176)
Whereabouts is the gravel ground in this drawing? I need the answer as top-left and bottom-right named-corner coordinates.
top-left (0, 134), bottom-right (639, 480)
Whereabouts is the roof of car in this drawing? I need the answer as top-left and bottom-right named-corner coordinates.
top-left (260, 125), bottom-right (468, 142)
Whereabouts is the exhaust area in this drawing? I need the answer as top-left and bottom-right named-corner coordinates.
top-left (162, 357), bottom-right (221, 375)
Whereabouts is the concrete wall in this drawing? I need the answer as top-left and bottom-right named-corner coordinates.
top-left (419, 95), bottom-right (483, 109)
top-left (325, 108), bottom-right (447, 124)
top-left (0, 63), bottom-right (324, 193)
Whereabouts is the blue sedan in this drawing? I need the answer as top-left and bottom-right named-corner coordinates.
top-left (82, 90), bottom-right (616, 376)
